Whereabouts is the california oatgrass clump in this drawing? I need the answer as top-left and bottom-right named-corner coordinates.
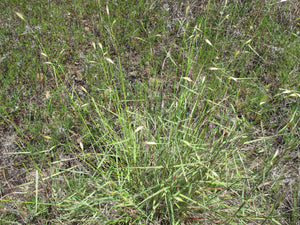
top-left (0, 0), bottom-right (299, 224)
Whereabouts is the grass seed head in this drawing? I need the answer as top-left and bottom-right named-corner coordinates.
top-left (15, 11), bottom-right (25, 21)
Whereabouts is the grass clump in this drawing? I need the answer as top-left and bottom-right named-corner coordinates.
top-left (0, 0), bottom-right (299, 224)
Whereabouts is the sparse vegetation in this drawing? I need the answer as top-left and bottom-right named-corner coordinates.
top-left (0, 0), bottom-right (299, 224)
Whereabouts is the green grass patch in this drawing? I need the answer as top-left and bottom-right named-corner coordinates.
top-left (0, 0), bottom-right (299, 224)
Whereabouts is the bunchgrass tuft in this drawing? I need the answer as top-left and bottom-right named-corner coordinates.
top-left (0, 0), bottom-right (299, 224)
